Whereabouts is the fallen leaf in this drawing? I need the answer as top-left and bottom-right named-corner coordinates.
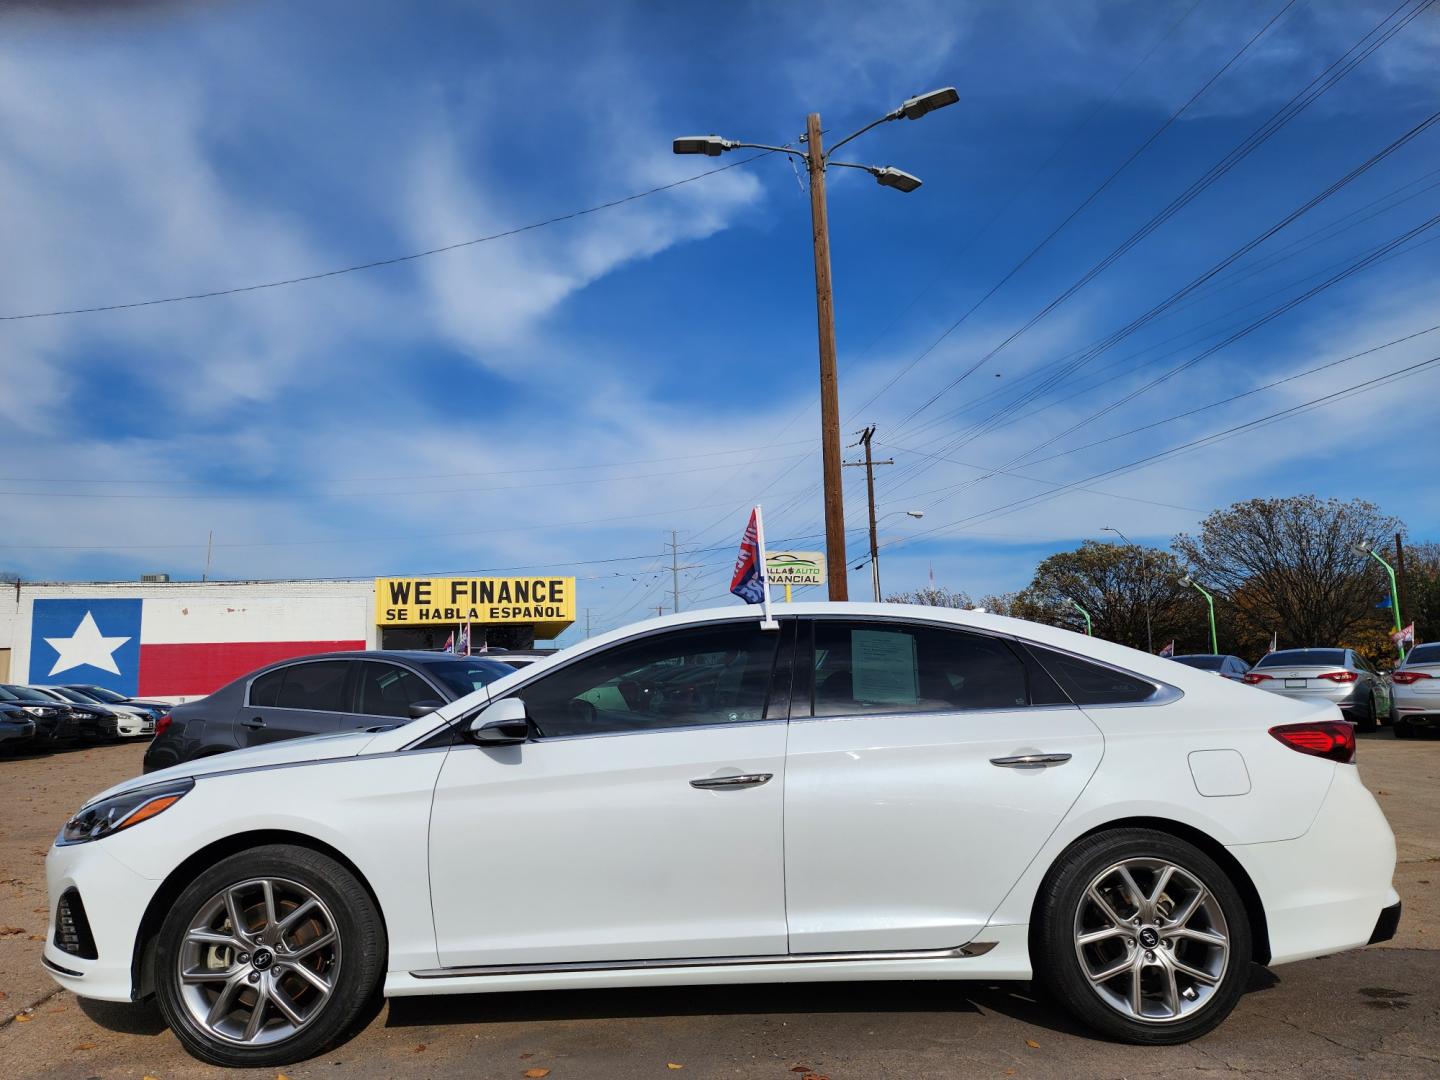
top-left (28, 935), bottom-right (45, 941)
top-left (791, 1067), bottom-right (814, 1074)
top-left (0, 926), bottom-right (24, 936)
top-left (1025, 1039), bottom-right (1040, 1049)
top-left (667, 1066), bottom-right (684, 1071)
top-left (74, 1042), bottom-right (96, 1051)
top-left (523, 1070), bottom-right (551, 1079)
top-left (14, 1012), bottom-right (32, 1023)
top-left (413, 1044), bottom-right (427, 1054)
top-left (520, 1053), bottom-right (534, 1059)
top-left (278, 1074), bottom-right (292, 1080)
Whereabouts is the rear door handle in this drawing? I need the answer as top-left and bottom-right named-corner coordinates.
top-left (990, 753), bottom-right (1071, 768)
top-left (690, 773), bottom-right (773, 790)
top-left (241, 717), bottom-right (267, 729)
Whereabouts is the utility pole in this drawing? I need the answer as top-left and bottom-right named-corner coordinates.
top-left (663, 531), bottom-right (703, 615)
top-left (203, 530), bottom-right (214, 582)
top-left (806, 113), bottom-right (848, 600)
top-left (843, 426), bottom-right (893, 601)
top-left (584, 608), bottom-right (591, 639)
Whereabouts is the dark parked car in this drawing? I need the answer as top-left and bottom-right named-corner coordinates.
top-left (65, 684), bottom-right (173, 721)
top-left (0, 684), bottom-right (81, 743)
top-left (143, 650), bottom-right (516, 772)
top-left (1170, 654), bottom-right (1251, 681)
top-left (0, 702), bottom-right (37, 753)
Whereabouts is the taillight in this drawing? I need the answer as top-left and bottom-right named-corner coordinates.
top-left (1270, 721), bottom-right (1356, 764)
top-left (155, 714), bottom-right (172, 738)
top-left (1242, 672), bottom-right (1271, 684)
top-left (1318, 671), bottom-right (1358, 683)
top-left (1391, 671), bottom-right (1433, 685)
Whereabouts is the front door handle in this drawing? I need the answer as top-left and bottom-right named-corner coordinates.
top-left (990, 753), bottom-right (1071, 768)
top-left (690, 773), bottom-right (773, 790)
top-left (241, 717), bottom-right (267, 729)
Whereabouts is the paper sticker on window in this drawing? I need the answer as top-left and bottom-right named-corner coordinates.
top-left (850, 629), bottom-right (919, 705)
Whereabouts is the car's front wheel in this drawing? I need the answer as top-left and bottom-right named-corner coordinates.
top-left (1033, 828), bottom-right (1252, 1044)
top-left (154, 844), bottom-right (384, 1067)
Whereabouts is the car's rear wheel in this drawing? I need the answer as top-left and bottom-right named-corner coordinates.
top-left (154, 845), bottom-right (384, 1067)
top-left (1393, 719), bottom-right (1412, 739)
top-left (1033, 828), bottom-right (1252, 1044)
top-left (1355, 694), bottom-right (1379, 733)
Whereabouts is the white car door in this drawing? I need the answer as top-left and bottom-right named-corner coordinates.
top-left (428, 620), bottom-right (795, 968)
top-left (784, 617), bottom-right (1109, 954)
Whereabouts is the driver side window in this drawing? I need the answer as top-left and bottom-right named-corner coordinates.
top-left (518, 623), bottom-right (782, 738)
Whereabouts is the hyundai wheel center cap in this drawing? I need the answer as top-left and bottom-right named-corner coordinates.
top-left (251, 948), bottom-right (274, 971)
top-left (1138, 926), bottom-right (1160, 949)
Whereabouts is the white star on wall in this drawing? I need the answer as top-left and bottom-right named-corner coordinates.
top-left (44, 611), bottom-right (131, 676)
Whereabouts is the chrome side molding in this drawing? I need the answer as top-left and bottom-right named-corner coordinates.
top-left (410, 941), bottom-right (997, 980)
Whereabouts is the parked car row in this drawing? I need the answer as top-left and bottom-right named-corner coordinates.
top-left (0, 683), bottom-right (165, 754)
top-left (1171, 647), bottom-right (1411, 733)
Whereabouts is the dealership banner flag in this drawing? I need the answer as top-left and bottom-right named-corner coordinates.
top-left (457, 622), bottom-right (471, 657)
top-left (730, 506), bottom-right (778, 629)
top-left (443, 630), bottom-right (455, 654)
top-left (1392, 622), bottom-right (1415, 647)
top-left (1158, 641), bottom-right (1174, 658)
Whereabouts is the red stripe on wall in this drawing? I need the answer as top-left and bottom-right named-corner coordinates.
top-left (138, 640), bottom-right (366, 697)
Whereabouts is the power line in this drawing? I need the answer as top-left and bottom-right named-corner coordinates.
top-left (0, 152), bottom-right (774, 322)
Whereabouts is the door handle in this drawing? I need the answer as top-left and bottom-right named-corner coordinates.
top-left (990, 753), bottom-right (1071, 768)
top-left (690, 773), bottom-right (773, 790)
top-left (241, 717), bottom-right (267, 729)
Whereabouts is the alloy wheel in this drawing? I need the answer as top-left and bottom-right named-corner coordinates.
top-left (176, 877), bottom-right (341, 1046)
top-left (1072, 857), bottom-right (1229, 1024)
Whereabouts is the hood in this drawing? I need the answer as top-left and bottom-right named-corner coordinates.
top-left (90, 727), bottom-right (387, 804)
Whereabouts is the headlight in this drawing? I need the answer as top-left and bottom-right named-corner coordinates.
top-left (59, 778), bottom-right (194, 845)
top-left (24, 706), bottom-right (57, 718)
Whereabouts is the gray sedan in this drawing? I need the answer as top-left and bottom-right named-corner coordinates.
top-left (1391, 641), bottom-right (1440, 738)
top-left (1242, 647), bottom-right (1391, 730)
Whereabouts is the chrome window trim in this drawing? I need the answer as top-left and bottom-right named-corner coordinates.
top-left (409, 941), bottom-right (996, 979)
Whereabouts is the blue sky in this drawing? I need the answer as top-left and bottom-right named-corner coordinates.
top-left (3, 0), bottom-right (1438, 645)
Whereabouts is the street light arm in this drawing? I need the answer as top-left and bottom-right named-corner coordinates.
top-left (729, 141), bottom-right (808, 158)
top-left (823, 112), bottom-right (900, 158)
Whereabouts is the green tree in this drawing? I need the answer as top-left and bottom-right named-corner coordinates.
top-left (1012, 541), bottom-right (1199, 652)
top-left (1401, 541), bottom-right (1440, 646)
top-left (1172, 496), bottom-right (1401, 653)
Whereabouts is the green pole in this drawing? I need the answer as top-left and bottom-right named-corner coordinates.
top-left (1068, 599), bottom-right (1093, 636)
top-left (1182, 578), bottom-right (1218, 654)
top-left (1365, 548), bottom-right (1404, 659)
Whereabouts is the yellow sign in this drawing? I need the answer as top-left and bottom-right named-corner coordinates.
top-left (375, 576), bottom-right (576, 636)
top-left (765, 551), bottom-right (826, 587)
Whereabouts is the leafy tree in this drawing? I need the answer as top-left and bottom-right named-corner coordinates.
top-left (1011, 541), bottom-right (1200, 652)
top-left (885, 584), bottom-right (974, 608)
top-left (1172, 496), bottom-right (1401, 652)
top-left (1400, 541), bottom-right (1440, 646)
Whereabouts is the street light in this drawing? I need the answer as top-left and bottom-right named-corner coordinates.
top-left (1101, 525), bottom-right (1153, 654)
top-left (1179, 575), bottom-right (1218, 655)
top-left (855, 510), bottom-right (925, 601)
top-left (673, 87), bottom-right (958, 600)
top-left (1068, 598), bottom-right (1093, 636)
top-left (1354, 538), bottom-right (1405, 658)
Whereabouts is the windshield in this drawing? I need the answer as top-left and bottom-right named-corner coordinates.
top-left (77, 685), bottom-right (127, 703)
top-left (1255, 649), bottom-right (1345, 669)
top-left (43, 687), bottom-right (96, 703)
top-left (1404, 643), bottom-right (1440, 666)
top-left (418, 658), bottom-right (517, 698)
top-left (1, 685), bottom-right (60, 703)
top-left (1172, 655), bottom-right (1224, 671)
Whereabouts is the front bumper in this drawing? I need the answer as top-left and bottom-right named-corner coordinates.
top-left (1369, 900), bottom-right (1402, 944)
top-left (43, 839), bottom-right (163, 1002)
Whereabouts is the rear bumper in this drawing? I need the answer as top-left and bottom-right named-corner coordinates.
top-left (1227, 764), bottom-right (1397, 966)
top-left (1368, 900), bottom-right (1402, 945)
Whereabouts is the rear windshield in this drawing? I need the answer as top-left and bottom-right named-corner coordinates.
top-left (418, 658), bottom-right (517, 698)
top-left (1255, 649), bottom-right (1344, 668)
top-left (1172, 655), bottom-right (1224, 671)
top-left (78, 686), bottom-right (127, 703)
top-left (1404, 643), bottom-right (1440, 666)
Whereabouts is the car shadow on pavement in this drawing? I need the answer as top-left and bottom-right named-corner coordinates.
top-left (383, 965), bottom-right (1283, 1040)
top-left (76, 996), bottom-right (169, 1036)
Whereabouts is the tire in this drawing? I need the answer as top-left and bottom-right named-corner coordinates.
top-left (153, 844), bottom-right (385, 1067)
top-left (1033, 828), bottom-right (1252, 1045)
top-left (1393, 720), bottom-right (1412, 739)
top-left (1355, 694), bottom-right (1378, 733)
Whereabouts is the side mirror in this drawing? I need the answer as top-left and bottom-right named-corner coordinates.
top-left (408, 700), bottom-right (444, 719)
top-left (468, 698), bottom-right (530, 745)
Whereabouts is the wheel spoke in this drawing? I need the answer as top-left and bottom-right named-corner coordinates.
top-left (1170, 955), bottom-right (1222, 986)
top-left (1115, 866), bottom-right (1146, 920)
top-left (1076, 926), bottom-right (1128, 947)
top-left (1164, 887), bottom-right (1208, 930)
top-left (223, 887), bottom-right (250, 941)
top-left (242, 984), bottom-right (270, 1041)
top-left (185, 928), bottom-right (242, 950)
top-left (276, 898), bottom-right (320, 939)
top-left (1087, 885), bottom-right (1129, 930)
top-left (1171, 925), bottom-right (1227, 948)
top-left (1128, 964), bottom-right (1144, 1016)
top-left (180, 965), bottom-right (235, 985)
top-left (1086, 954), bottom-right (1135, 985)
top-left (1148, 865), bottom-right (1177, 912)
top-left (205, 971), bottom-right (246, 1028)
top-left (259, 879), bottom-right (279, 934)
top-left (268, 982), bottom-right (307, 1027)
top-left (281, 959), bottom-right (333, 995)
top-left (1161, 962), bottom-right (1180, 1017)
top-left (286, 930), bottom-right (336, 961)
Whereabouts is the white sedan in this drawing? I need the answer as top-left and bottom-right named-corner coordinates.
top-left (43, 604), bottom-right (1399, 1067)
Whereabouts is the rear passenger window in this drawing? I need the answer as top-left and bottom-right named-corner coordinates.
top-left (1024, 645), bottom-right (1157, 705)
top-left (811, 621), bottom-right (1029, 716)
top-left (274, 661), bottom-right (351, 712)
top-left (248, 668), bottom-right (285, 707)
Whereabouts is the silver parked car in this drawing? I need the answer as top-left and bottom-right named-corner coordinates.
top-left (1390, 642), bottom-right (1440, 739)
top-left (1170, 654), bottom-right (1251, 681)
top-left (1242, 648), bottom-right (1391, 730)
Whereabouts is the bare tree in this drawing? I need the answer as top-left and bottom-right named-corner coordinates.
top-left (1173, 496), bottom-right (1400, 649)
top-left (885, 584), bottom-right (974, 608)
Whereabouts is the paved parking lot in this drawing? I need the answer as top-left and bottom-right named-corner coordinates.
top-left (2, 734), bottom-right (1437, 1079)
